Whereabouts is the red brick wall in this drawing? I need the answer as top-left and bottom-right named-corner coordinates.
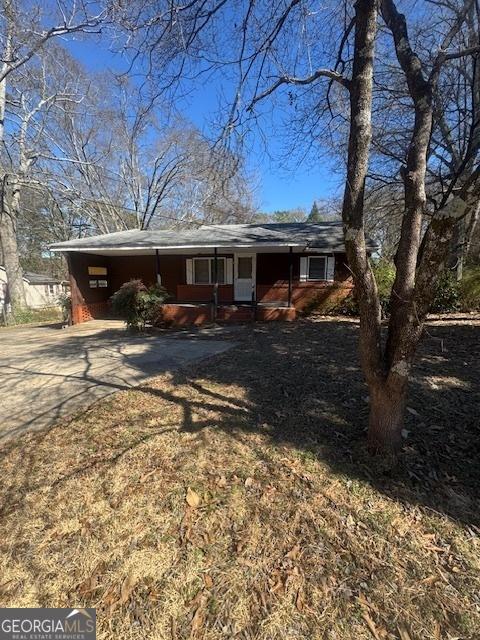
top-left (256, 252), bottom-right (351, 285)
top-left (160, 303), bottom-right (297, 325)
top-left (256, 253), bottom-right (297, 284)
top-left (256, 252), bottom-right (352, 311)
top-left (257, 282), bottom-right (353, 311)
top-left (72, 302), bottom-right (110, 324)
top-left (257, 306), bottom-right (296, 321)
top-left (68, 253), bottom-right (113, 324)
top-left (177, 284), bottom-right (234, 303)
top-left (68, 253), bottom-right (180, 324)
top-left (109, 255), bottom-right (157, 292)
top-left (162, 303), bottom-right (213, 325)
top-left (69, 253), bottom-right (112, 305)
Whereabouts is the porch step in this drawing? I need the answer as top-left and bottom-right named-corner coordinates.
top-left (217, 305), bottom-right (254, 322)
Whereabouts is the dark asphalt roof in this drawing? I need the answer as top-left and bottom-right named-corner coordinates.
top-left (24, 272), bottom-right (63, 284)
top-left (1, 266), bottom-right (63, 284)
top-left (49, 222), bottom-right (378, 253)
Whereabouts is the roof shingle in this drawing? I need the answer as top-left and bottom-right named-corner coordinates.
top-left (50, 222), bottom-right (378, 253)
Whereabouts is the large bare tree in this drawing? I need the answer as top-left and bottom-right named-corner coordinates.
top-left (55, 80), bottom-right (257, 231)
top-left (0, 0), bottom-right (105, 310)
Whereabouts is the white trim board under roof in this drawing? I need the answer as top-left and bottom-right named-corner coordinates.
top-left (49, 222), bottom-right (379, 255)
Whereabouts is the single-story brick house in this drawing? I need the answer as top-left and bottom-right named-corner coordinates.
top-left (50, 222), bottom-right (377, 325)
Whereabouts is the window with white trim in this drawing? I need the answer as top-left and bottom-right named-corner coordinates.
top-left (300, 255), bottom-right (335, 282)
top-left (193, 257), bottom-right (226, 284)
top-left (308, 256), bottom-right (327, 280)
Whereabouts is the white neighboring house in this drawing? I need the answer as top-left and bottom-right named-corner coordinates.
top-left (0, 266), bottom-right (69, 313)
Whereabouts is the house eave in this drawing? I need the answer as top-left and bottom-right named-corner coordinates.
top-left (49, 243), bottom-right (350, 255)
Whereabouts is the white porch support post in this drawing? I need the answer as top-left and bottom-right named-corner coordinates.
top-left (287, 246), bottom-right (293, 308)
top-left (155, 249), bottom-right (162, 285)
top-left (252, 251), bottom-right (256, 321)
top-left (213, 247), bottom-right (218, 321)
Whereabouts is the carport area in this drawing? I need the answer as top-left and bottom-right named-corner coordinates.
top-left (0, 320), bottom-right (237, 442)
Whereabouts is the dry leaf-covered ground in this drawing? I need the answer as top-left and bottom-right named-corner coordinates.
top-left (0, 317), bottom-right (479, 639)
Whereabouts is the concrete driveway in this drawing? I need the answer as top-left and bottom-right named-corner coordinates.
top-left (0, 320), bottom-right (237, 442)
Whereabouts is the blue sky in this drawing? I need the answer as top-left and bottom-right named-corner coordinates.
top-left (66, 36), bottom-right (342, 213)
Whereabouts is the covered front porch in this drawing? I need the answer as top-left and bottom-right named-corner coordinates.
top-left (66, 245), bottom-right (353, 325)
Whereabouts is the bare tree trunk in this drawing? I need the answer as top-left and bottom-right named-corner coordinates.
top-left (464, 201), bottom-right (480, 260)
top-left (0, 6), bottom-right (25, 310)
top-left (0, 178), bottom-right (26, 310)
top-left (368, 382), bottom-right (407, 453)
top-left (381, 0), bottom-right (433, 375)
top-left (340, 0), bottom-right (402, 451)
top-left (0, 179), bottom-right (26, 312)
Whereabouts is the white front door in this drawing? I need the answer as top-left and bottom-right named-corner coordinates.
top-left (234, 253), bottom-right (256, 301)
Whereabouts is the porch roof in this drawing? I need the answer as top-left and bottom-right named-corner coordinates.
top-left (49, 221), bottom-right (378, 255)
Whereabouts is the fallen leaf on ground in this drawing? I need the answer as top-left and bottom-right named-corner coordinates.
top-left (397, 624), bottom-right (412, 640)
top-left (186, 487), bottom-right (201, 508)
top-left (119, 574), bottom-right (137, 606)
top-left (362, 612), bottom-right (386, 640)
top-left (285, 544), bottom-right (301, 560)
top-left (203, 574), bottom-right (213, 589)
top-left (190, 593), bottom-right (208, 638)
top-left (295, 587), bottom-right (305, 612)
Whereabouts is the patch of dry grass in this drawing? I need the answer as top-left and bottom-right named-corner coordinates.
top-left (0, 318), bottom-right (479, 639)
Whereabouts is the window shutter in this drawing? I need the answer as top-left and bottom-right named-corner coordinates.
top-left (300, 257), bottom-right (308, 282)
top-left (326, 256), bottom-right (335, 281)
top-left (186, 259), bottom-right (194, 284)
top-left (226, 258), bottom-right (233, 284)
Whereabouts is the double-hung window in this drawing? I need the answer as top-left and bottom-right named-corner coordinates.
top-left (300, 255), bottom-right (335, 282)
top-left (193, 257), bottom-right (226, 285)
top-left (308, 256), bottom-right (327, 280)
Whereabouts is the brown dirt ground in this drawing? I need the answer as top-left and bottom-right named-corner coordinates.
top-left (0, 316), bottom-right (479, 639)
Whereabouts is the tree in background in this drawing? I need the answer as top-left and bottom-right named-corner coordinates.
top-left (0, 0), bottom-right (105, 311)
top-left (307, 201), bottom-right (323, 222)
top-left (52, 73), bottom-right (257, 232)
top-left (363, 186), bottom-right (404, 260)
top-left (16, 186), bottom-right (73, 278)
top-left (0, 1), bottom-right (257, 311)
top-left (1, 40), bottom-right (257, 290)
top-left (362, 0), bottom-right (480, 279)
top-left (267, 208), bottom-right (306, 223)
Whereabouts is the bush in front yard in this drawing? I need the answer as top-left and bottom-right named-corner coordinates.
top-left (2, 306), bottom-right (63, 326)
top-left (373, 259), bottom-right (396, 316)
top-left (459, 266), bottom-right (480, 310)
top-left (110, 279), bottom-right (169, 330)
top-left (430, 270), bottom-right (460, 313)
top-left (328, 259), bottom-right (396, 317)
top-left (57, 292), bottom-right (72, 325)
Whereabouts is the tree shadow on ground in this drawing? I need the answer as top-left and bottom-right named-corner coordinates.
top-left (0, 317), bottom-right (478, 529)
top-left (169, 318), bottom-right (480, 528)
top-left (0, 322), bottom-right (238, 441)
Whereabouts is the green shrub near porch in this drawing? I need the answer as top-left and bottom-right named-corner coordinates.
top-left (324, 261), bottom-right (480, 316)
top-left (110, 279), bottom-right (169, 330)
